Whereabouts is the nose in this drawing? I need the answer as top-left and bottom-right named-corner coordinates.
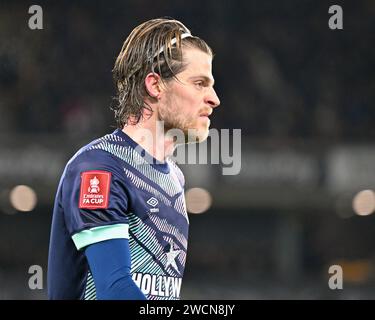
top-left (205, 87), bottom-right (220, 108)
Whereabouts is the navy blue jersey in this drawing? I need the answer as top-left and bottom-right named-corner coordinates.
top-left (47, 129), bottom-right (189, 300)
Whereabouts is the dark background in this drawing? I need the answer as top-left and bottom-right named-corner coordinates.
top-left (0, 0), bottom-right (374, 299)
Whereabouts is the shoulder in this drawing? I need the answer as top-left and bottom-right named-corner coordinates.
top-left (64, 134), bottom-right (125, 178)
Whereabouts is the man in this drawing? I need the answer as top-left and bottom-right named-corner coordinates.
top-left (47, 17), bottom-right (220, 300)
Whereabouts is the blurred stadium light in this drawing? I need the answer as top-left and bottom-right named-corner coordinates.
top-left (185, 188), bottom-right (212, 214)
top-left (9, 185), bottom-right (37, 212)
top-left (352, 190), bottom-right (375, 216)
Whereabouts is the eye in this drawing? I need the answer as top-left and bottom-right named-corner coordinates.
top-left (194, 81), bottom-right (204, 88)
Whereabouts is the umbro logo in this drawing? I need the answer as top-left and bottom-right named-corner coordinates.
top-left (147, 197), bottom-right (159, 207)
top-left (147, 197), bottom-right (159, 213)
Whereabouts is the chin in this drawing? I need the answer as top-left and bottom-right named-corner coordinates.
top-left (186, 127), bottom-right (209, 144)
top-left (197, 129), bottom-right (209, 143)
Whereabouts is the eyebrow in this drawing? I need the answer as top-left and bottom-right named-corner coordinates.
top-left (189, 75), bottom-right (215, 86)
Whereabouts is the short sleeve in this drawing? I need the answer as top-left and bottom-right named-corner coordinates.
top-left (61, 150), bottom-right (130, 250)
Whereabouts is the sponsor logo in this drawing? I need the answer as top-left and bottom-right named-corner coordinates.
top-left (79, 171), bottom-right (111, 209)
top-left (132, 273), bottom-right (182, 299)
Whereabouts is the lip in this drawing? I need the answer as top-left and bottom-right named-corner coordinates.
top-left (199, 112), bottom-right (212, 117)
top-left (199, 108), bottom-right (213, 118)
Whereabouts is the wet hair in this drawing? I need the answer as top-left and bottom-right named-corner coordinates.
top-left (112, 18), bottom-right (213, 127)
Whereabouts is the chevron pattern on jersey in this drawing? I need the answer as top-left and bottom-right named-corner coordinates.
top-left (88, 135), bottom-right (182, 197)
top-left (123, 168), bottom-right (172, 207)
top-left (173, 193), bottom-right (189, 223)
top-left (84, 271), bottom-right (97, 300)
top-left (148, 214), bottom-right (188, 252)
top-left (128, 213), bottom-right (184, 278)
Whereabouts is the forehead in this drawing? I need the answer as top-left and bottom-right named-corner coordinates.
top-left (180, 47), bottom-right (213, 79)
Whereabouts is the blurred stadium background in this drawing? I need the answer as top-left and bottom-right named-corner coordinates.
top-left (0, 0), bottom-right (374, 299)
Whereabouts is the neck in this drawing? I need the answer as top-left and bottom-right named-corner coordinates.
top-left (122, 117), bottom-right (176, 163)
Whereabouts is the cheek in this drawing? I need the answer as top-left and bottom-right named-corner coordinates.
top-left (172, 86), bottom-right (199, 107)
top-left (167, 86), bottom-right (201, 116)
top-left (179, 91), bottom-right (201, 112)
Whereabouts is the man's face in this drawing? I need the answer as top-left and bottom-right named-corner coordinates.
top-left (158, 47), bottom-right (220, 143)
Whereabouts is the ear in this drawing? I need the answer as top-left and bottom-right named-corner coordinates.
top-left (144, 72), bottom-right (162, 99)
